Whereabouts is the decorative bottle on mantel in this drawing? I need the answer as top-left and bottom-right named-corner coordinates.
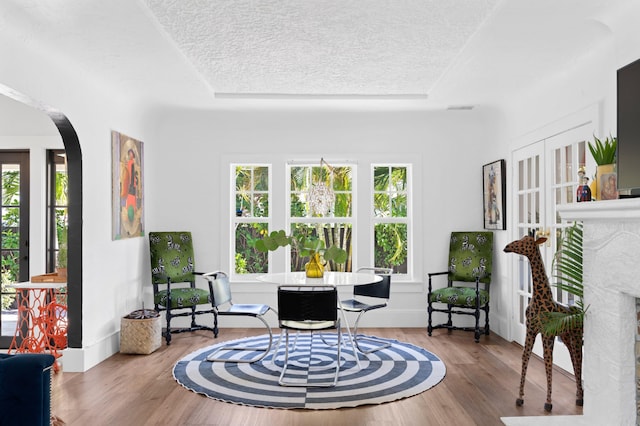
top-left (577, 167), bottom-right (592, 202)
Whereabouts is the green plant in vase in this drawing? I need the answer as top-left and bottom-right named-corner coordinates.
top-left (254, 229), bottom-right (347, 277)
top-left (587, 135), bottom-right (618, 200)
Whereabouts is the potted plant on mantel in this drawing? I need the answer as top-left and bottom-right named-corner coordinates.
top-left (254, 230), bottom-right (348, 278)
top-left (588, 135), bottom-right (618, 200)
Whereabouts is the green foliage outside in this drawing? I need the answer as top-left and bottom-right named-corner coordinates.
top-left (1, 170), bottom-right (19, 310)
top-left (233, 163), bottom-right (408, 274)
top-left (374, 223), bottom-right (407, 273)
top-left (234, 223), bottom-right (268, 274)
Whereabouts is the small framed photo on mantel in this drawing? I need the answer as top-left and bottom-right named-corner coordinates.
top-left (483, 159), bottom-right (506, 230)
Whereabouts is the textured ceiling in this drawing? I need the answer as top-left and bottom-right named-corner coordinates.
top-left (142, 0), bottom-right (499, 97)
top-left (0, 0), bottom-right (628, 111)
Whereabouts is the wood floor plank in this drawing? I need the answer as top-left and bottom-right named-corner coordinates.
top-left (52, 328), bottom-right (583, 425)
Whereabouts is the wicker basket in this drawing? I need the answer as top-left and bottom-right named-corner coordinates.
top-left (120, 310), bottom-right (161, 355)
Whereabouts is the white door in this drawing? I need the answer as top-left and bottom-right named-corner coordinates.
top-left (511, 124), bottom-right (592, 373)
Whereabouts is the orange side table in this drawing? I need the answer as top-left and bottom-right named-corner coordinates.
top-left (8, 282), bottom-right (68, 370)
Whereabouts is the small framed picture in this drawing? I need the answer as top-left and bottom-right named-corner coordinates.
top-left (483, 159), bottom-right (506, 230)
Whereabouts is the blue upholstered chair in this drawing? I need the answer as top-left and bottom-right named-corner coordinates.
top-left (0, 353), bottom-right (56, 426)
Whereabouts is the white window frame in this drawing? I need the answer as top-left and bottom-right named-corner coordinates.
top-left (284, 160), bottom-right (357, 273)
top-left (230, 163), bottom-right (271, 279)
top-left (371, 163), bottom-right (412, 277)
top-left (226, 156), bottom-right (417, 282)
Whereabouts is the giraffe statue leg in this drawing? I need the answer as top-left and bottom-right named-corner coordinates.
top-left (563, 330), bottom-right (584, 406)
top-left (517, 329), bottom-right (537, 406)
top-left (541, 334), bottom-right (555, 412)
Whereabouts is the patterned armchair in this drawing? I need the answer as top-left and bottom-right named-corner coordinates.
top-left (149, 231), bottom-right (218, 345)
top-left (427, 231), bottom-right (493, 342)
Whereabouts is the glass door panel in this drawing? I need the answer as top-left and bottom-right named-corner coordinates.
top-left (0, 152), bottom-right (29, 348)
top-left (511, 123), bottom-right (591, 373)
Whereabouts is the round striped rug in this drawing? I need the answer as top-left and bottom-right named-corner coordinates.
top-left (173, 333), bottom-right (446, 409)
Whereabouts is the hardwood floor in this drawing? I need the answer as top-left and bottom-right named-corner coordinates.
top-left (52, 328), bottom-right (582, 426)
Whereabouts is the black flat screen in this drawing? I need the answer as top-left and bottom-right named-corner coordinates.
top-left (617, 58), bottom-right (640, 193)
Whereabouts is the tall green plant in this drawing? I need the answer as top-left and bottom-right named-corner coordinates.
top-left (542, 222), bottom-right (587, 335)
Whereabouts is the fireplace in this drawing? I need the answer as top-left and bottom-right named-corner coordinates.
top-left (502, 198), bottom-right (640, 426)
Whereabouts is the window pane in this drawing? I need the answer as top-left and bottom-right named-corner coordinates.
top-left (290, 166), bottom-right (308, 191)
top-left (253, 166), bottom-right (269, 191)
top-left (1, 249), bottom-right (19, 283)
top-left (374, 223), bottom-right (407, 273)
top-left (290, 193), bottom-right (308, 217)
top-left (374, 193), bottom-right (390, 217)
top-left (391, 193), bottom-right (407, 217)
top-left (235, 166), bottom-right (251, 190)
top-left (253, 194), bottom-right (269, 217)
top-left (2, 169), bottom-right (20, 206)
top-left (391, 167), bottom-right (407, 191)
top-left (333, 167), bottom-right (352, 191)
top-left (290, 163), bottom-right (353, 219)
top-left (235, 223), bottom-right (268, 274)
top-left (334, 193), bottom-right (352, 217)
top-left (290, 223), bottom-right (352, 272)
top-left (374, 166), bottom-right (389, 191)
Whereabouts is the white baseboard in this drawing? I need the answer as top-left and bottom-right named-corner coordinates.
top-left (61, 330), bottom-right (120, 372)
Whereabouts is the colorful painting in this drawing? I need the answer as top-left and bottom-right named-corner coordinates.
top-left (483, 159), bottom-right (506, 230)
top-left (112, 131), bottom-right (144, 239)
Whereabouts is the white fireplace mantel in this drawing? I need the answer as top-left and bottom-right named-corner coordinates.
top-left (503, 198), bottom-right (640, 426)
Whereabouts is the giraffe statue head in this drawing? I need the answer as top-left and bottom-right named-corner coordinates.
top-left (503, 234), bottom-right (547, 258)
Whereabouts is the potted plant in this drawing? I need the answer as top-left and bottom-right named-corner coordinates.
top-left (542, 222), bottom-right (587, 335)
top-left (588, 135), bottom-right (618, 200)
top-left (254, 229), bottom-right (348, 278)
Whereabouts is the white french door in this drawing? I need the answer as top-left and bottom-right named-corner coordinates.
top-left (511, 123), bottom-right (592, 373)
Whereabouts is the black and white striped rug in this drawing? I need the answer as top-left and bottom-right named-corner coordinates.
top-left (173, 333), bottom-right (446, 409)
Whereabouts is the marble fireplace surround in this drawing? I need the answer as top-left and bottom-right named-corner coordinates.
top-left (502, 198), bottom-right (640, 426)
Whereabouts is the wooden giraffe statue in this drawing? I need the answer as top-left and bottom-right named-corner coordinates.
top-left (503, 235), bottom-right (583, 412)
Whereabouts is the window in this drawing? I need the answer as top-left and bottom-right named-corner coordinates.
top-left (0, 151), bottom-right (30, 348)
top-left (288, 162), bottom-right (354, 272)
top-left (373, 165), bottom-right (409, 274)
top-left (231, 160), bottom-right (412, 278)
top-left (46, 150), bottom-right (68, 272)
top-left (232, 165), bottom-right (270, 274)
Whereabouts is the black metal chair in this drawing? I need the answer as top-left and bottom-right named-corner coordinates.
top-left (277, 286), bottom-right (342, 387)
top-left (339, 267), bottom-right (392, 354)
top-left (205, 271), bottom-right (276, 363)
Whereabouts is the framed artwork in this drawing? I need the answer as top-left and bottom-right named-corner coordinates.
top-left (483, 159), bottom-right (506, 230)
top-left (112, 131), bottom-right (144, 239)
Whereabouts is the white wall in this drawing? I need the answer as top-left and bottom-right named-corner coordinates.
top-left (0, 34), bottom-right (153, 370)
top-left (7, 2), bottom-right (640, 372)
top-left (140, 104), bottom-right (508, 330)
top-left (0, 69), bottom-right (508, 371)
top-left (495, 3), bottom-right (640, 352)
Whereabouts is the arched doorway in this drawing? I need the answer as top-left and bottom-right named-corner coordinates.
top-left (0, 83), bottom-right (83, 348)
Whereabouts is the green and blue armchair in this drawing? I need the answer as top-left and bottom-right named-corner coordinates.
top-left (149, 231), bottom-right (218, 345)
top-left (427, 231), bottom-right (493, 342)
